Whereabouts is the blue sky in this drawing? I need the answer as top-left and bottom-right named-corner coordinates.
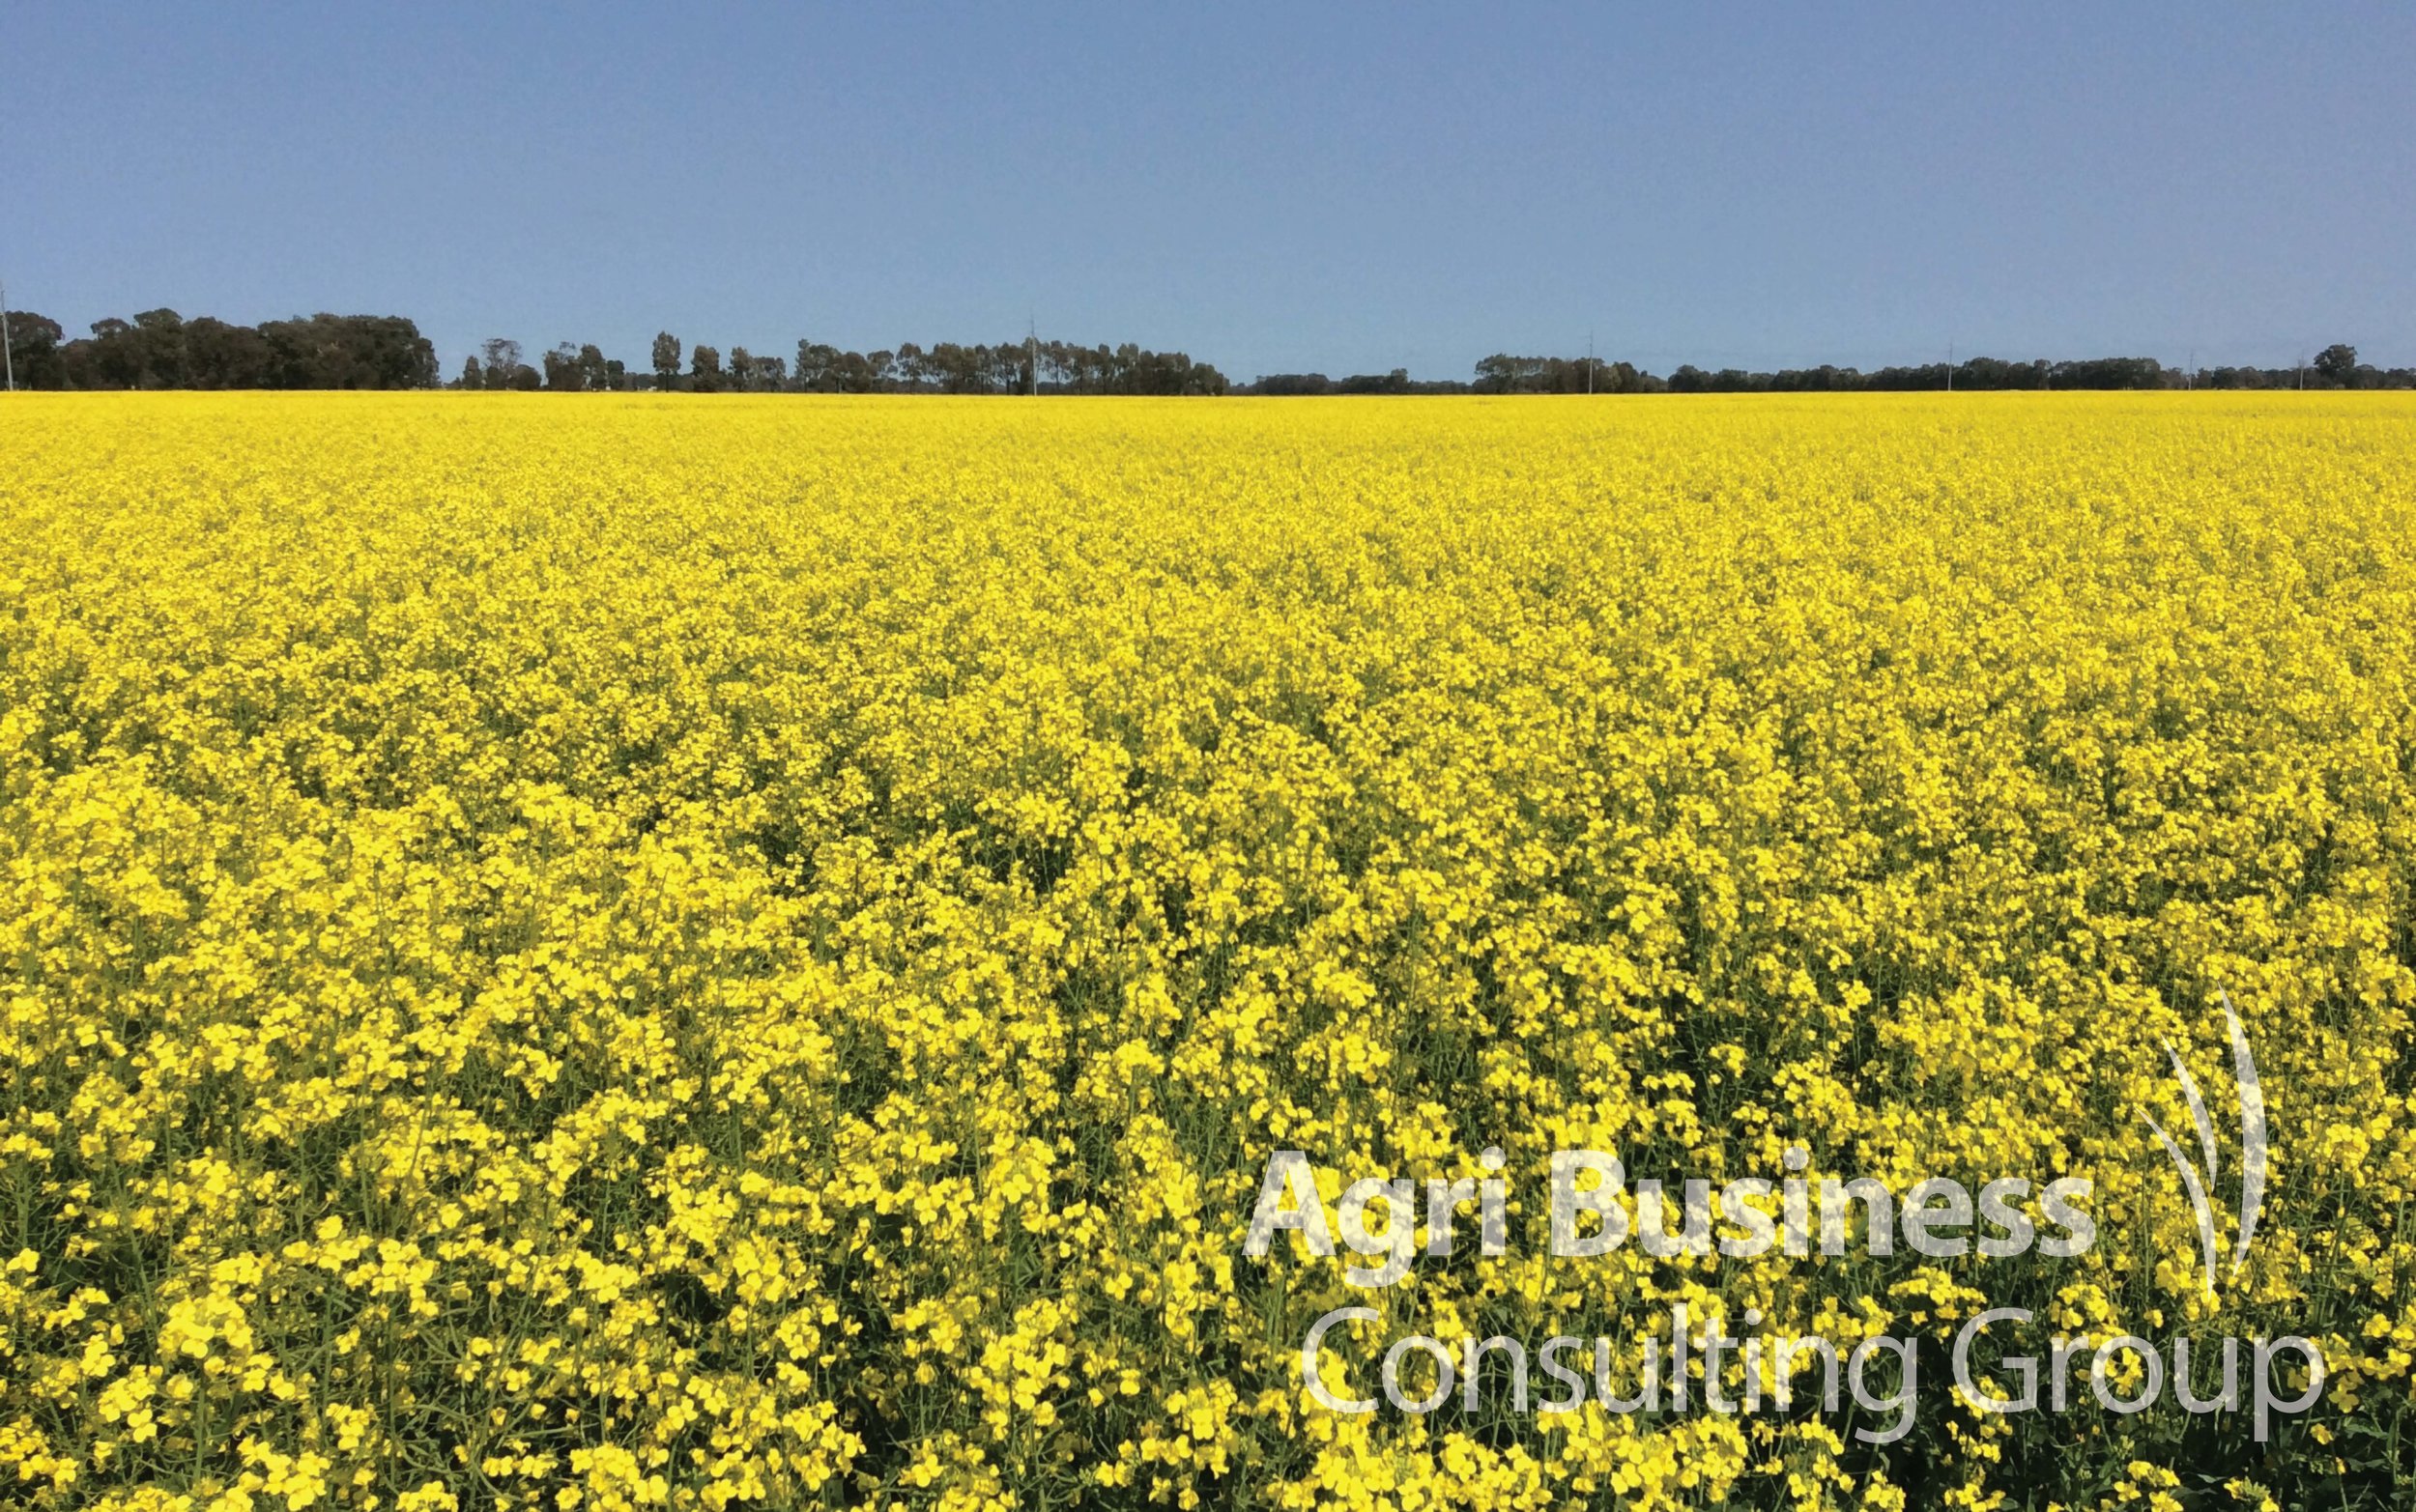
top-left (9, 4), bottom-right (2412, 381)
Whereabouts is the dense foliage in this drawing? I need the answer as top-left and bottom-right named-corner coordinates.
top-left (1, 313), bottom-right (438, 391)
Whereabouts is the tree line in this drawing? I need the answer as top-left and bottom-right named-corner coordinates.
top-left (1654, 345), bottom-right (2415, 392)
top-left (1445, 344), bottom-right (2414, 393)
top-left (0, 309), bottom-right (438, 390)
top-left (460, 334), bottom-right (1229, 394)
top-left (1251, 368), bottom-right (1481, 395)
top-left (6, 306), bottom-right (2409, 394)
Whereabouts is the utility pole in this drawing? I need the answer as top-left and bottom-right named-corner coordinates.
top-left (1587, 328), bottom-right (1594, 394)
top-left (1946, 340), bottom-right (1954, 393)
top-left (1, 272), bottom-right (14, 392)
top-left (1026, 312), bottom-right (1038, 396)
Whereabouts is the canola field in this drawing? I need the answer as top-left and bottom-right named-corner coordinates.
top-left (3, 392), bottom-right (2415, 1511)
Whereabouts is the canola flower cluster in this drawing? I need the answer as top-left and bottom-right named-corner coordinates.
top-left (2, 392), bottom-right (2414, 1510)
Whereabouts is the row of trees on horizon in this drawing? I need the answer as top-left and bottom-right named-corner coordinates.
top-left (1, 309), bottom-right (439, 390)
top-left (458, 333), bottom-right (1232, 395)
top-left (6, 307), bottom-right (2412, 394)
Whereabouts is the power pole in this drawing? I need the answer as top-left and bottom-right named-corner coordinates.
top-left (1027, 313), bottom-right (1038, 397)
top-left (1586, 328), bottom-right (1594, 394)
top-left (1, 272), bottom-right (14, 392)
top-left (1946, 340), bottom-right (1954, 393)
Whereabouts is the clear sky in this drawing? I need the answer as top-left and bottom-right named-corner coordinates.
top-left (9, 3), bottom-right (2413, 382)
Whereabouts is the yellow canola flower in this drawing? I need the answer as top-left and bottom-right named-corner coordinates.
top-left (0, 391), bottom-right (2410, 1508)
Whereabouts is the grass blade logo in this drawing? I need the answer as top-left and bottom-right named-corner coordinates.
top-left (2141, 992), bottom-right (2266, 1294)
